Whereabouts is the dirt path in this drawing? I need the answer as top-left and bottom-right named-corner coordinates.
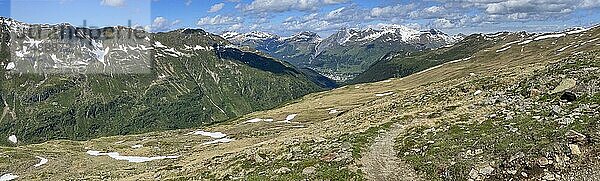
top-left (360, 124), bottom-right (422, 181)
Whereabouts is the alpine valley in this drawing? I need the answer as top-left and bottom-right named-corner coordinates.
top-left (222, 25), bottom-right (462, 82)
top-left (1, 16), bottom-right (600, 181)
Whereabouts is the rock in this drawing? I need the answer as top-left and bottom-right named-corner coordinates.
top-left (551, 79), bottom-right (576, 94)
top-left (302, 166), bottom-right (316, 175)
top-left (469, 168), bottom-right (479, 179)
top-left (521, 172), bottom-right (528, 177)
top-left (479, 166), bottom-right (494, 175)
top-left (569, 144), bottom-right (582, 156)
top-left (566, 130), bottom-right (587, 144)
top-left (508, 170), bottom-right (517, 175)
top-left (560, 92), bottom-right (577, 102)
top-left (509, 152), bottom-right (525, 162)
top-left (551, 105), bottom-right (561, 114)
top-left (254, 154), bottom-right (266, 163)
top-left (274, 167), bottom-right (291, 174)
top-left (475, 149), bottom-right (483, 155)
top-left (542, 172), bottom-right (556, 180)
top-left (320, 152), bottom-right (337, 162)
top-left (538, 157), bottom-right (549, 167)
top-left (530, 89), bottom-right (542, 98)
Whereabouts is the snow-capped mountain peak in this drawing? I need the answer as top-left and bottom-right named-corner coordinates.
top-left (281, 31), bottom-right (321, 43)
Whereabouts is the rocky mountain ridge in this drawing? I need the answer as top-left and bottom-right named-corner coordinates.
top-left (222, 25), bottom-right (462, 82)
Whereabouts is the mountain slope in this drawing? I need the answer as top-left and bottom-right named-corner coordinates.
top-left (348, 32), bottom-right (524, 84)
top-left (223, 26), bottom-right (462, 82)
top-left (1, 25), bottom-right (599, 180)
top-left (0, 18), bottom-right (323, 145)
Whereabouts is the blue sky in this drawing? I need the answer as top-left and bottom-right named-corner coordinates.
top-left (1, 0), bottom-right (599, 36)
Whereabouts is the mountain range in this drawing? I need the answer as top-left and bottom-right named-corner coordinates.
top-left (0, 17), bottom-right (327, 145)
top-left (1, 19), bottom-right (598, 180)
top-left (222, 25), bottom-right (463, 82)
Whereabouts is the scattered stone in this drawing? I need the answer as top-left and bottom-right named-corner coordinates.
top-left (508, 170), bottom-right (517, 175)
top-left (302, 166), bottom-right (316, 175)
top-left (8, 135), bottom-right (17, 144)
top-left (254, 154), bottom-right (266, 163)
top-left (560, 92), bottom-right (577, 102)
top-left (566, 130), bottom-right (587, 144)
top-left (509, 152), bottom-right (525, 162)
top-left (475, 149), bottom-right (483, 155)
top-left (538, 157), bottom-right (549, 167)
top-left (521, 172), bottom-right (528, 177)
top-left (542, 172), bottom-right (556, 180)
top-left (479, 166), bottom-right (494, 175)
top-left (274, 167), bottom-right (291, 174)
top-left (551, 79), bottom-right (576, 94)
top-left (320, 152), bottom-right (337, 162)
top-left (569, 144), bottom-right (582, 156)
top-left (530, 89), bottom-right (542, 98)
top-left (469, 168), bottom-right (479, 179)
top-left (551, 105), bottom-right (561, 114)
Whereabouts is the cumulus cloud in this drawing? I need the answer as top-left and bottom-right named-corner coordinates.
top-left (151, 17), bottom-right (181, 32)
top-left (370, 4), bottom-right (416, 18)
top-left (101, 0), bottom-right (125, 7)
top-left (208, 3), bottom-right (225, 13)
top-left (432, 18), bottom-right (456, 28)
top-left (197, 15), bottom-right (242, 26)
top-left (240, 0), bottom-right (348, 13)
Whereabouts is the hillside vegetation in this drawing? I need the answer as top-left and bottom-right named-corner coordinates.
top-left (0, 24), bottom-right (599, 180)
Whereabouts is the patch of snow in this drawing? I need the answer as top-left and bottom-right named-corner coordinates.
top-left (534, 33), bottom-right (565, 41)
top-left (518, 40), bottom-right (533, 45)
top-left (502, 40), bottom-right (521, 47)
top-left (114, 140), bottom-right (125, 144)
top-left (0, 173), bottom-right (18, 181)
top-left (245, 118), bottom-right (274, 123)
top-left (329, 109), bottom-right (339, 114)
top-left (188, 130), bottom-right (227, 139)
top-left (381, 79), bottom-right (392, 83)
top-left (33, 156), bottom-right (48, 167)
top-left (5, 62), bottom-right (15, 70)
top-left (131, 145), bottom-right (143, 149)
top-left (566, 28), bottom-right (589, 34)
top-left (375, 92), bottom-right (394, 97)
top-left (496, 46), bottom-right (511, 53)
top-left (202, 138), bottom-right (234, 145)
top-left (8, 135), bottom-right (17, 144)
top-left (474, 90), bottom-right (483, 96)
top-left (285, 114), bottom-right (298, 121)
top-left (86, 150), bottom-right (179, 163)
top-left (154, 41), bottom-right (167, 48)
top-left (557, 45), bottom-right (571, 52)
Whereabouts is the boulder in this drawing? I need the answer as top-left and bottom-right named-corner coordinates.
top-left (560, 92), bottom-right (577, 102)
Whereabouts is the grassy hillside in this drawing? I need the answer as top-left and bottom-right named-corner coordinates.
top-left (348, 33), bottom-right (523, 84)
top-left (0, 24), bottom-right (323, 145)
top-left (0, 26), bottom-right (598, 180)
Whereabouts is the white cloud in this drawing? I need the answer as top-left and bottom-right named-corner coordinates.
top-left (240, 0), bottom-right (348, 13)
top-left (101, 0), bottom-right (125, 7)
top-left (208, 3), bottom-right (225, 13)
top-left (229, 23), bottom-right (243, 31)
top-left (371, 4), bottom-right (416, 18)
top-left (432, 18), bottom-right (455, 29)
top-left (152, 17), bottom-right (181, 32)
top-left (580, 0), bottom-right (600, 8)
top-left (197, 15), bottom-right (242, 26)
top-left (185, 0), bottom-right (192, 6)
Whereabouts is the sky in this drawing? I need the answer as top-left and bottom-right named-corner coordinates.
top-left (1, 0), bottom-right (600, 36)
